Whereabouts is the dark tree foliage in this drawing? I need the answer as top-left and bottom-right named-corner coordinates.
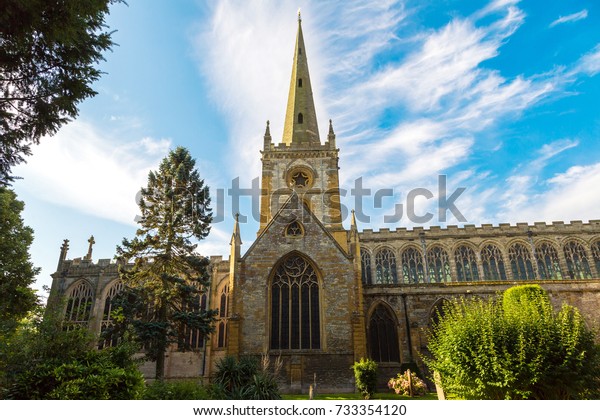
top-left (0, 187), bottom-right (39, 335)
top-left (0, 0), bottom-right (123, 185)
top-left (113, 147), bottom-right (217, 380)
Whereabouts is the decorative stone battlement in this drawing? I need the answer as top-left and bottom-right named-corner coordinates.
top-left (360, 219), bottom-right (600, 240)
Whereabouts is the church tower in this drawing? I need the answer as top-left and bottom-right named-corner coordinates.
top-left (259, 13), bottom-right (344, 240)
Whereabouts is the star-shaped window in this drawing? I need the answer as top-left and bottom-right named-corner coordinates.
top-left (291, 171), bottom-right (309, 188)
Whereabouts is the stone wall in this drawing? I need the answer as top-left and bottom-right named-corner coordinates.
top-left (237, 200), bottom-right (360, 391)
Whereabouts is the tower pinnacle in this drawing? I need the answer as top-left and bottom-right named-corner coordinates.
top-left (282, 15), bottom-right (320, 146)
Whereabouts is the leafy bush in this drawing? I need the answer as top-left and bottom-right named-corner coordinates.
top-left (212, 355), bottom-right (281, 400)
top-left (2, 308), bottom-right (144, 399)
top-left (502, 284), bottom-right (549, 315)
top-left (425, 286), bottom-right (600, 399)
top-left (388, 370), bottom-right (428, 396)
top-left (6, 343), bottom-right (145, 399)
top-left (144, 380), bottom-right (209, 400)
top-left (352, 358), bottom-right (378, 399)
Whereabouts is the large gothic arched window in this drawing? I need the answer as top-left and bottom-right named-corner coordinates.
top-left (368, 304), bottom-right (400, 363)
top-left (401, 247), bottom-right (425, 284)
top-left (508, 243), bottom-right (535, 280)
top-left (427, 246), bottom-right (451, 283)
top-left (375, 248), bottom-right (398, 284)
top-left (361, 249), bottom-right (372, 285)
top-left (64, 280), bottom-right (94, 330)
top-left (536, 242), bottom-right (563, 280)
top-left (455, 245), bottom-right (479, 282)
top-left (592, 241), bottom-right (600, 278)
top-left (99, 280), bottom-right (124, 349)
top-left (270, 254), bottom-right (320, 350)
top-left (480, 244), bottom-right (507, 280)
top-left (563, 240), bottom-right (592, 280)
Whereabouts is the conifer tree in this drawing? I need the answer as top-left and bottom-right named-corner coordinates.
top-left (0, 0), bottom-right (124, 185)
top-left (115, 147), bottom-right (217, 380)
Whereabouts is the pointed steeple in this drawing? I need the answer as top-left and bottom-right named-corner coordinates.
top-left (282, 13), bottom-right (320, 146)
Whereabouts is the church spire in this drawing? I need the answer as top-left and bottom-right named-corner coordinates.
top-left (282, 13), bottom-right (320, 146)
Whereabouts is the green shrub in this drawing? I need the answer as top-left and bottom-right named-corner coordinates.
top-left (2, 308), bottom-right (145, 400)
top-left (144, 380), bottom-right (208, 400)
top-left (502, 284), bottom-right (549, 315)
top-left (352, 358), bottom-right (378, 399)
top-left (388, 370), bottom-right (428, 396)
top-left (6, 343), bottom-right (145, 399)
top-left (425, 285), bottom-right (600, 399)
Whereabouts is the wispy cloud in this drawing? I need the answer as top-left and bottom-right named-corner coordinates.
top-left (575, 44), bottom-right (600, 76)
top-left (15, 120), bottom-right (172, 226)
top-left (550, 9), bottom-right (588, 28)
top-left (499, 162), bottom-right (600, 223)
top-left (195, 0), bottom-right (600, 228)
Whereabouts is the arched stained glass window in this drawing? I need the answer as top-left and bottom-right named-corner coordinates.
top-left (99, 281), bottom-right (124, 349)
top-left (509, 243), bottom-right (536, 280)
top-left (481, 244), bottom-right (507, 280)
top-left (361, 249), bottom-right (372, 285)
top-left (375, 248), bottom-right (398, 284)
top-left (592, 241), bottom-right (600, 278)
top-left (64, 281), bottom-right (94, 330)
top-left (427, 246), bottom-right (451, 283)
top-left (401, 247), bottom-right (425, 284)
top-left (217, 284), bottom-right (229, 348)
top-left (179, 292), bottom-right (208, 351)
top-left (368, 304), bottom-right (400, 363)
top-left (455, 245), bottom-right (479, 282)
top-left (271, 254), bottom-right (320, 350)
top-left (536, 242), bottom-right (563, 280)
top-left (564, 241), bottom-right (592, 280)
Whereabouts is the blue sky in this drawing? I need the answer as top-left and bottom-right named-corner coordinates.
top-left (12, 0), bottom-right (600, 298)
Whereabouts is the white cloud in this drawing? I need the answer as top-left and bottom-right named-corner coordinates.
top-left (575, 44), bottom-right (600, 76)
top-left (195, 0), bottom-right (600, 229)
top-left (504, 162), bottom-right (600, 223)
top-left (550, 9), bottom-right (588, 28)
top-left (15, 120), bottom-right (172, 226)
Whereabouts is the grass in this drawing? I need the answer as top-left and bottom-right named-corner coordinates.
top-left (283, 392), bottom-right (438, 400)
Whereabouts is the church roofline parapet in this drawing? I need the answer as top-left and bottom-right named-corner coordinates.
top-left (263, 145), bottom-right (339, 157)
top-left (358, 219), bottom-right (600, 241)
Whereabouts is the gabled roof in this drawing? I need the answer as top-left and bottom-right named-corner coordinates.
top-left (241, 192), bottom-right (351, 260)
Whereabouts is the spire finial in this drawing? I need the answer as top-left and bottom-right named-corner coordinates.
top-left (265, 120), bottom-right (271, 136)
top-left (298, 8), bottom-right (301, 22)
top-left (230, 213), bottom-right (242, 247)
top-left (57, 239), bottom-right (70, 270)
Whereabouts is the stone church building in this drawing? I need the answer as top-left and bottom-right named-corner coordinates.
top-left (49, 17), bottom-right (600, 393)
